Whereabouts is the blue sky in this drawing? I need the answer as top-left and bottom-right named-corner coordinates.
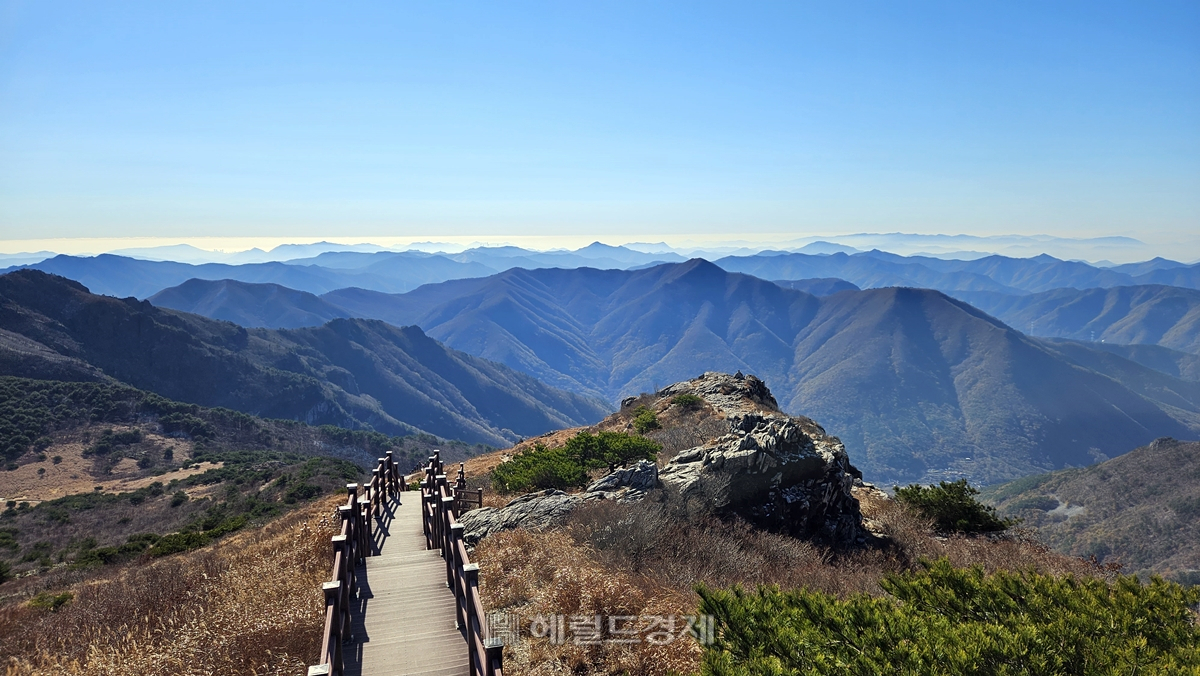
top-left (1, 1), bottom-right (1197, 252)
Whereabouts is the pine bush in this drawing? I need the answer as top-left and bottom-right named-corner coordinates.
top-left (697, 559), bottom-right (1200, 675)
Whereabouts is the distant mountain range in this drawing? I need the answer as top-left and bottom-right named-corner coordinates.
top-left (0, 270), bottom-right (609, 446)
top-left (772, 278), bottom-right (861, 296)
top-left (160, 260), bottom-right (1200, 486)
top-left (950, 285), bottom-right (1200, 356)
top-left (7, 245), bottom-right (1200, 303)
top-left (1, 243), bottom-right (686, 299)
top-left (7, 253), bottom-right (497, 298)
top-left (719, 251), bottom-right (1200, 295)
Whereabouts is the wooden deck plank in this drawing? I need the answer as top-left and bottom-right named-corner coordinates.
top-left (343, 494), bottom-right (469, 676)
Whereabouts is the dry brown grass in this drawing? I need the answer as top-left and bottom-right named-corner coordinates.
top-left (0, 430), bottom-right (204, 505)
top-left (473, 488), bottom-right (1113, 675)
top-left (476, 529), bottom-right (700, 676)
top-left (0, 495), bottom-right (341, 676)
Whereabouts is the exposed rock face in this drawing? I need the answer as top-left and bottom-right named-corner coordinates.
top-left (463, 372), bottom-right (864, 546)
top-left (658, 372), bottom-right (864, 544)
top-left (459, 460), bottom-right (659, 545)
top-left (458, 489), bottom-right (581, 545)
top-left (659, 371), bottom-right (778, 417)
top-left (586, 459), bottom-right (657, 501)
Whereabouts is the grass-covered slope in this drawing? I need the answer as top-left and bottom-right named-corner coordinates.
top-left (983, 437), bottom-right (1200, 579)
top-left (0, 376), bottom-right (489, 581)
top-left (0, 495), bottom-right (342, 674)
top-left (0, 270), bottom-right (610, 446)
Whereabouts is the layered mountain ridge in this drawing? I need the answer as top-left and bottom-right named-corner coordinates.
top-left (0, 270), bottom-right (609, 446)
top-left (244, 260), bottom-right (1200, 486)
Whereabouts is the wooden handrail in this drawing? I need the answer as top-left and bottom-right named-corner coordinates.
top-left (308, 450), bottom-right (406, 676)
top-left (422, 453), bottom-right (504, 676)
top-left (307, 451), bottom-right (497, 676)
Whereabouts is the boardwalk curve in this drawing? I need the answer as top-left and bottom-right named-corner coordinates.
top-left (308, 451), bottom-right (503, 676)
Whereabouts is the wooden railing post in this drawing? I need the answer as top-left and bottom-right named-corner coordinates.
top-left (441, 495), bottom-right (455, 587)
top-left (436, 473), bottom-right (449, 544)
top-left (372, 465), bottom-right (383, 515)
top-left (359, 492), bottom-right (372, 555)
top-left (421, 480), bottom-right (433, 548)
top-left (384, 451), bottom-right (396, 493)
top-left (331, 533), bottom-right (353, 616)
top-left (484, 638), bottom-right (504, 676)
top-left (337, 505), bottom-right (354, 563)
top-left (323, 581), bottom-right (343, 674)
top-left (451, 524), bottom-right (466, 626)
top-left (344, 482), bottom-right (358, 561)
top-left (462, 563), bottom-right (480, 674)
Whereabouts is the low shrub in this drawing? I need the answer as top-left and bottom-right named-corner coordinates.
top-left (73, 533), bottom-right (160, 567)
top-left (491, 444), bottom-right (588, 492)
top-left (632, 406), bottom-right (661, 434)
top-left (492, 431), bottom-right (662, 493)
top-left (148, 532), bottom-right (212, 557)
top-left (564, 430), bottom-right (660, 472)
top-left (28, 591), bottom-right (74, 612)
top-left (894, 479), bottom-right (1015, 533)
top-left (671, 393), bottom-right (705, 410)
top-left (697, 559), bottom-right (1200, 675)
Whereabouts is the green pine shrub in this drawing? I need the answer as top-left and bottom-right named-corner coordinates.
top-left (697, 559), bottom-right (1200, 675)
top-left (671, 393), bottom-right (705, 409)
top-left (894, 479), bottom-right (1015, 533)
top-left (632, 406), bottom-right (661, 434)
top-left (563, 430), bottom-right (660, 472)
top-left (491, 431), bottom-right (661, 493)
top-left (28, 591), bottom-right (73, 612)
top-left (491, 444), bottom-right (588, 492)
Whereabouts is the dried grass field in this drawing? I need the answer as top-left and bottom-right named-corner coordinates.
top-left (1, 495), bottom-right (341, 675)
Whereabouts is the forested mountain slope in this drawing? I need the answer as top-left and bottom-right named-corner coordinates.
top-left (323, 261), bottom-right (1200, 485)
top-left (0, 270), bottom-right (608, 446)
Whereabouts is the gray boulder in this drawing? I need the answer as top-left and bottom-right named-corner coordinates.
top-left (457, 490), bottom-right (581, 546)
top-left (658, 377), bottom-right (864, 544)
top-left (458, 461), bottom-right (660, 545)
top-left (585, 459), bottom-right (658, 502)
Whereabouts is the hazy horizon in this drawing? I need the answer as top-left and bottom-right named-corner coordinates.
top-left (1, 230), bottom-right (1198, 266)
top-left (3, 2), bottom-right (1197, 256)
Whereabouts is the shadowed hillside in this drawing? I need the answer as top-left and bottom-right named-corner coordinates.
top-left (0, 270), bottom-right (609, 446)
top-left (149, 278), bottom-right (352, 328)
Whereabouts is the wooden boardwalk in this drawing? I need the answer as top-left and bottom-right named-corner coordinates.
top-left (342, 493), bottom-right (469, 676)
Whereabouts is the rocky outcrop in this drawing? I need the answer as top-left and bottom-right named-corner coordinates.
top-left (586, 459), bottom-right (657, 501)
top-left (458, 460), bottom-right (659, 545)
top-left (658, 373), bottom-right (864, 544)
top-left (658, 371), bottom-right (778, 416)
top-left (463, 372), bottom-right (865, 546)
top-left (458, 489), bottom-right (581, 545)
